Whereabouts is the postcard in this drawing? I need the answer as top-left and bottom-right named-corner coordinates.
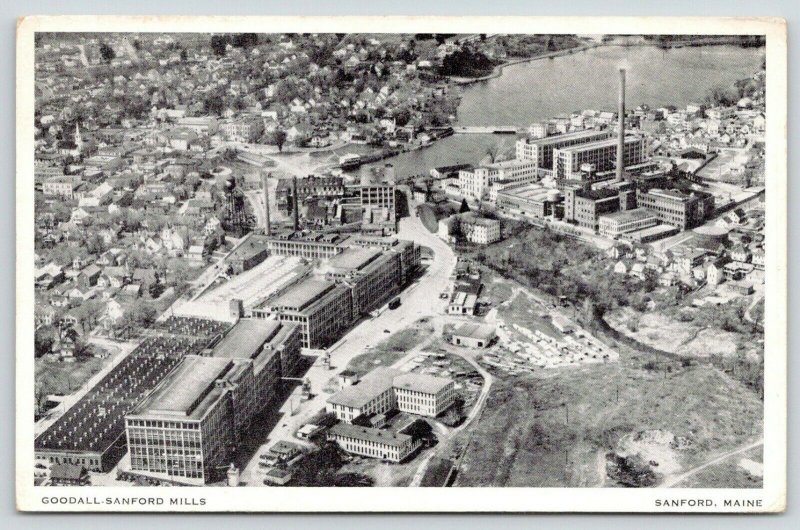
top-left (16, 15), bottom-right (787, 512)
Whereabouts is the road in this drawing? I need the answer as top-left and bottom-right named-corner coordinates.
top-left (239, 209), bottom-right (457, 486)
top-left (658, 439), bottom-right (764, 488)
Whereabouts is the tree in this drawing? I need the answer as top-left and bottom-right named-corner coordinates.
top-left (210, 35), bottom-right (228, 57)
top-left (704, 84), bottom-right (738, 107)
top-left (124, 300), bottom-right (157, 330)
top-left (35, 326), bottom-right (56, 357)
top-left (274, 129), bottom-right (287, 152)
top-left (459, 198), bottom-right (470, 213)
top-left (99, 42), bottom-right (116, 63)
top-left (180, 48), bottom-right (188, 62)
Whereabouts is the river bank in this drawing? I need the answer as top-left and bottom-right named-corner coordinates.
top-left (451, 43), bottom-right (600, 85)
top-left (449, 38), bottom-right (764, 86)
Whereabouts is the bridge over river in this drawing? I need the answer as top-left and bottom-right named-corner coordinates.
top-left (452, 125), bottom-right (524, 134)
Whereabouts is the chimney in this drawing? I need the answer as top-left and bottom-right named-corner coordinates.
top-left (292, 176), bottom-right (300, 232)
top-left (616, 68), bottom-right (626, 182)
top-left (261, 172), bottom-right (271, 236)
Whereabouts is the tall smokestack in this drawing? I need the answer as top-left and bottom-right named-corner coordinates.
top-left (292, 176), bottom-right (299, 232)
top-left (616, 68), bottom-right (626, 182)
top-left (261, 172), bottom-right (271, 236)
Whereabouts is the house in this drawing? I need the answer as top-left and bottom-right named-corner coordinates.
top-left (706, 258), bottom-right (727, 286)
top-left (99, 299), bottom-right (124, 330)
top-left (730, 245), bottom-right (752, 263)
top-left (78, 264), bottom-right (102, 290)
top-left (630, 262), bottom-right (646, 280)
top-left (613, 261), bottom-right (629, 275)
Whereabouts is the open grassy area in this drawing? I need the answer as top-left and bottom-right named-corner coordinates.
top-left (455, 360), bottom-right (762, 488)
top-left (36, 356), bottom-right (107, 397)
top-left (343, 322), bottom-right (432, 377)
top-left (680, 446), bottom-right (763, 489)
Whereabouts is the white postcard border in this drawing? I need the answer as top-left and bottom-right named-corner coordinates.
top-left (16, 15), bottom-right (787, 513)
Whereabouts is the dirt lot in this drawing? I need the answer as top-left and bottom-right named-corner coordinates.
top-left (454, 359), bottom-right (762, 488)
top-left (606, 307), bottom-right (743, 358)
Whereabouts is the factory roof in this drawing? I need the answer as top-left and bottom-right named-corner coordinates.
top-left (327, 367), bottom-right (402, 409)
top-left (576, 187), bottom-right (619, 201)
top-left (226, 235), bottom-right (271, 262)
top-left (521, 128), bottom-right (612, 147)
top-left (329, 423), bottom-right (411, 448)
top-left (267, 279), bottom-right (336, 311)
top-left (393, 373), bottom-right (452, 395)
top-left (328, 247), bottom-right (382, 272)
top-left (211, 319), bottom-right (282, 360)
top-left (598, 208), bottom-right (657, 224)
top-left (557, 135), bottom-right (640, 154)
top-left (133, 356), bottom-right (232, 419)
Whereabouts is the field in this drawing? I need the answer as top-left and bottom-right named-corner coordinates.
top-left (680, 446), bottom-right (763, 489)
top-left (338, 321), bottom-right (433, 377)
top-left (35, 356), bottom-right (107, 398)
top-left (455, 358), bottom-right (762, 488)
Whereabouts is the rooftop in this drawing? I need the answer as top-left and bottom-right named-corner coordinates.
top-left (327, 367), bottom-right (402, 409)
top-left (133, 356), bottom-right (232, 418)
top-left (267, 279), bottom-right (336, 311)
top-left (558, 135), bottom-right (641, 154)
top-left (327, 247), bottom-right (382, 272)
top-left (452, 322), bottom-right (496, 341)
top-left (521, 129), bottom-right (611, 147)
top-left (393, 373), bottom-right (452, 395)
top-left (211, 319), bottom-right (282, 360)
top-left (599, 208), bottom-right (657, 224)
top-left (329, 422), bottom-right (411, 448)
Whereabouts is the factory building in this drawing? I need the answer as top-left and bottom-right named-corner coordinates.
top-left (598, 208), bottom-right (659, 238)
top-left (253, 279), bottom-right (353, 349)
top-left (553, 135), bottom-right (644, 180)
top-left (393, 373), bottom-right (456, 418)
top-left (124, 318), bottom-right (301, 485)
top-left (327, 423), bottom-right (421, 463)
top-left (326, 367), bottom-right (455, 423)
top-left (458, 159), bottom-right (538, 201)
top-left (125, 356), bottom-right (247, 485)
top-left (515, 129), bottom-right (613, 169)
top-left (496, 183), bottom-right (561, 219)
top-left (275, 176), bottom-right (344, 213)
top-left (459, 216), bottom-right (501, 245)
top-left (325, 247), bottom-right (402, 318)
top-left (564, 186), bottom-right (624, 232)
top-left (636, 188), bottom-right (715, 230)
top-left (266, 233), bottom-right (349, 260)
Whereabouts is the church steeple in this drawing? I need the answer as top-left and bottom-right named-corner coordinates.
top-left (74, 123), bottom-right (83, 152)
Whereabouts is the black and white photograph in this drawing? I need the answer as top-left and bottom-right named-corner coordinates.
top-left (15, 15), bottom-right (787, 513)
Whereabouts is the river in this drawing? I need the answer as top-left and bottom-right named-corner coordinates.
top-left (356, 44), bottom-right (764, 179)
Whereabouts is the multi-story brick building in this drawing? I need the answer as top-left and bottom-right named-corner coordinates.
top-left (275, 176), bottom-right (345, 213)
top-left (220, 117), bottom-right (264, 143)
top-left (553, 136), bottom-right (644, 180)
top-left (325, 247), bottom-right (402, 318)
top-left (253, 279), bottom-right (353, 349)
top-left (327, 422), bottom-right (421, 463)
top-left (458, 159), bottom-right (538, 201)
top-left (636, 188), bottom-right (715, 230)
top-left (598, 208), bottom-right (658, 238)
top-left (515, 129), bottom-right (613, 169)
